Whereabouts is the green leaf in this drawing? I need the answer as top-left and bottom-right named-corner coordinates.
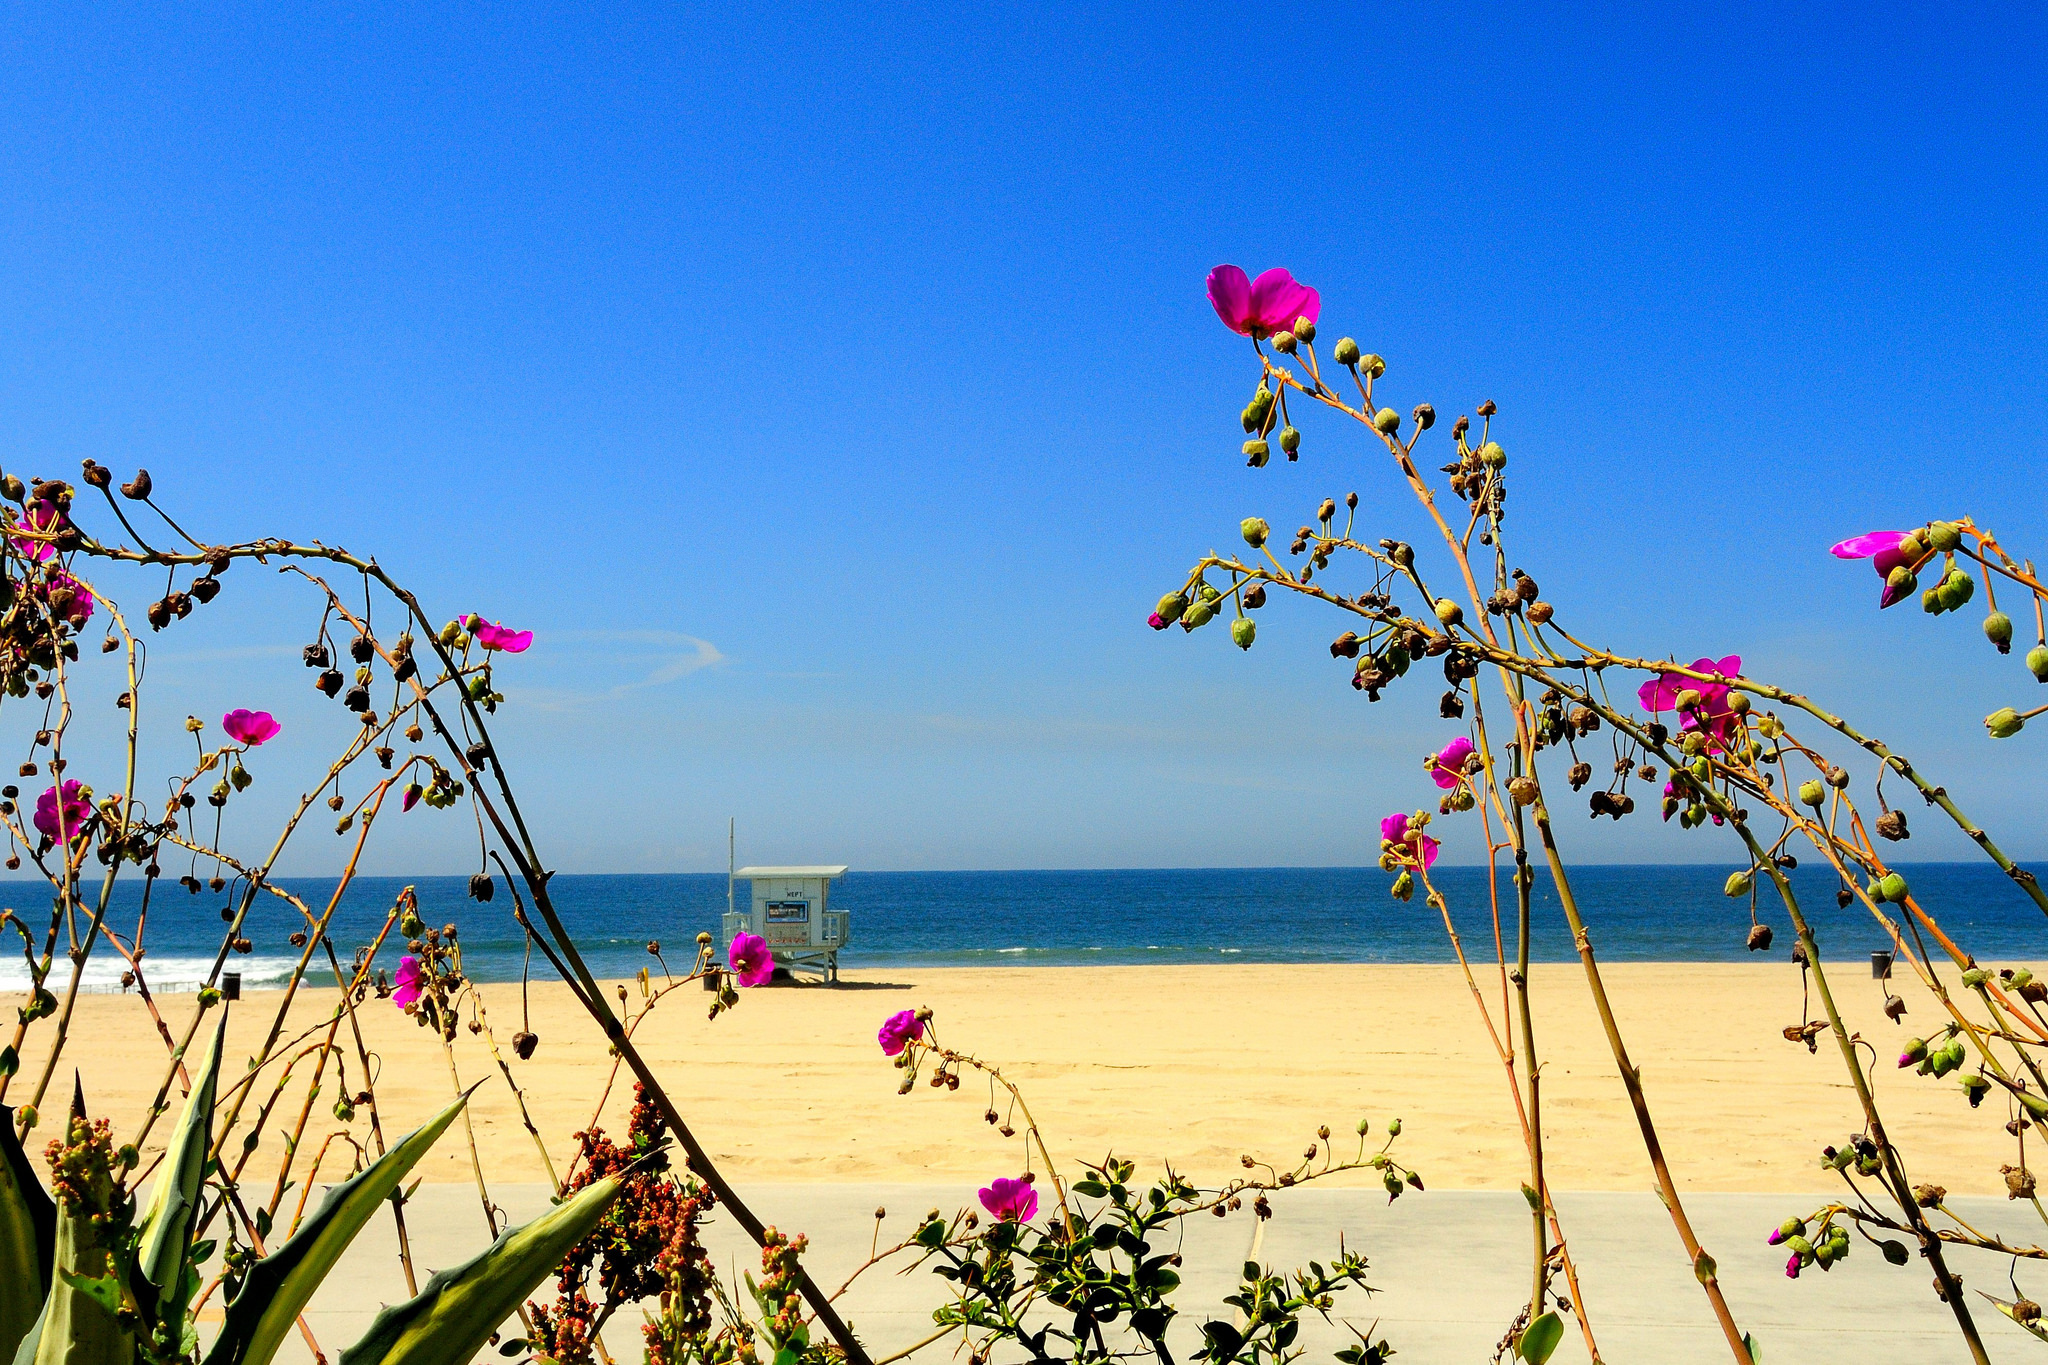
top-left (135, 1012), bottom-right (226, 1307)
top-left (337, 1174), bottom-right (623, 1365)
top-left (201, 1090), bottom-right (473, 1365)
top-left (1743, 1331), bottom-right (1764, 1362)
top-left (53, 1270), bottom-right (121, 1317)
top-left (21, 1164), bottom-right (135, 1365)
top-left (1518, 1312), bottom-right (1563, 1364)
top-left (0, 1105), bottom-right (56, 1362)
top-left (1693, 1248), bottom-right (1717, 1284)
top-left (1071, 1180), bottom-right (1108, 1199)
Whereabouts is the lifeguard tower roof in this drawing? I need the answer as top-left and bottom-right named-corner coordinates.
top-left (734, 865), bottom-right (849, 878)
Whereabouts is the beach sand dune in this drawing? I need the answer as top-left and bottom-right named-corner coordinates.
top-left (3, 962), bottom-right (2019, 1195)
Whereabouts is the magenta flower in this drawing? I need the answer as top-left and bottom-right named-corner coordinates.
top-left (1830, 531), bottom-right (1919, 608)
top-left (878, 1009), bottom-right (924, 1056)
top-left (1784, 1252), bottom-right (1801, 1279)
top-left (401, 783), bottom-right (422, 812)
top-left (979, 1174), bottom-right (1039, 1224)
top-left (1428, 736), bottom-right (1476, 790)
top-left (729, 931), bottom-right (774, 988)
top-left (1147, 612), bottom-right (1168, 631)
top-left (393, 954), bottom-right (425, 1009)
top-left (471, 619), bottom-right (533, 653)
top-left (44, 572), bottom-right (93, 625)
top-left (221, 709), bottom-right (281, 747)
top-left (8, 499), bottom-right (67, 563)
top-left (33, 781), bottom-right (91, 844)
top-left (1638, 655), bottom-right (1743, 749)
top-left (1379, 811), bottom-right (1440, 869)
top-left (1207, 266), bottom-right (1321, 340)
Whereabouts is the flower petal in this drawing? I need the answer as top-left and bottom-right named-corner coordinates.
top-left (1247, 268), bottom-right (1315, 333)
top-left (1830, 531), bottom-right (1906, 561)
top-left (1206, 265), bottom-right (1252, 334)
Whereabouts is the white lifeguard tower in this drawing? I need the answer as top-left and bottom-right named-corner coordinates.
top-left (723, 864), bottom-right (851, 982)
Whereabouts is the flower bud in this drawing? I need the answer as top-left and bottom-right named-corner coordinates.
top-left (1724, 871), bottom-right (1752, 898)
top-left (1183, 600), bottom-right (1215, 630)
top-left (1333, 338), bottom-right (1361, 366)
top-left (1920, 585), bottom-right (1944, 614)
top-left (1961, 1074), bottom-right (1991, 1106)
top-left (2011, 967), bottom-right (2036, 989)
top-left (1231, 617), bottom-right (1255, 650)
top-left (1241, 517), bottom-right (1269, 548)
top-left (1389, 870), bottom-right (1413, 901)
top-left (1938, 569), bottom-right (1974, 610)
top-left (1961, 967), bottom-right (1988, 989)
top-left (1798, 779), bottom-right (1825, 807)
top-left (1360, 354), bottom-right (1386, 378)
top-left (1986, 707), bottom-right (2025, 739)
top-left (1928, 521), bottom-right (1962, 553)
top-left (1272, 329), bottom-right (1298, 353)
top-left (1386, 1118), bottom-right (1401, 1137)
top-left (1879, 870), bottom-right (1909, 903)
top-left (2028, 643), bottom-right (2048, 681)
top-left (1898, 531), bottom-right (1926, 562)
top-left (1243, 439), bottom-right (1270, 466)
top-left (0, 475), bottom-right (22, 503)
top-left (1899, 1038), bottom-right (1928, 1066)
top-left (1675, 688), bottom-right (1704, 712)
top-left (1155, 592), bottom-right (1188, 626)
top-left (1292, 316), bottom-right (1316, 343)
top-left (1278, 426), bottom-right (1300, 455)
top-left (1885, 565), bottom-right (1916, 599)
top-left (1433, 598), bottom-right (1463, 627)
top-left (1985, 611), bottom-right (2013, 652)
top-left (1478, 441), bottom-right (1506, 469)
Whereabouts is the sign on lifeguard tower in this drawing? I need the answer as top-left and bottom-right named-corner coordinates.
top-left (723, 865), bottom-right (850, 982)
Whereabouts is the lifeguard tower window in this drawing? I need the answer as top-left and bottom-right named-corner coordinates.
top-left (723, 865), bottom-right (850, 983)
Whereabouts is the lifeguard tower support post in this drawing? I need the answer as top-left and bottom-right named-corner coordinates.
top-left (723, 865), bottom-right (850, 982)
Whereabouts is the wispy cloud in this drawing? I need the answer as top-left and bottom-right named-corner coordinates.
top-left (514, 631), bottom-right (725, 710)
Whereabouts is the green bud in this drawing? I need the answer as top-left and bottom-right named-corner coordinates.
top-left (1383, 1171), bottom-right (1402, 1198)
top-left (1360, 353), bottom-right (1386, 379)
top-left (1231, 617), bottom-right (1256, 651)
top-left (1184, 600), bottom-right (1215, 629)
top-left (2028, 643), bottom-right (2048, 681)
top-left (1243, 383), bottom-right (1274, 434)
top-left (1333, 337), bottom-right (1361, 366)
top-left (1961, 967), bottom-right (1989, 989)
top-left (1292, 316), bottom-right (1316, 343)
top-left (1898, 532), bottom-right (1926, 562)
top-left (1986, 707), bottom-right (2025, 739)
top-left (1199, 583), bottom-right (1222, 603)
top-left (197, 987), bottom-right (221, 1007)
top-left (1243, 439), bottom-right (1270, 466)
top-left (2011, 967), bottom-right (2035, 989)
top-left (1921, 585), bottom-right (1944, 615)
top-left (1433, 598), bottom-right (1464, 627)
top-left (1690, 755), bottom-right (1712, 781)
top-left (1865, 877), bottom-right (1883, 903)
top-left (1477, 441), bottom-right (1506, 468)
top-left (1879, 870), bottom-right (1909, 903)
top-left (1241, 517), bottom-right (1270, 549)
top-left (1386, 1118), bottom-right (1401, 1137)
top-left (1373, 407), bottom-right (1400, 435)
top-left (1798, 779), bottom-right (1826, 807)
top-left (1785, 1234), bottom-right (1814, 1259)
top-left (229, 764), bottom-right (252, 792)
top-left (1355, 1118), bottom-right (1371, 1135)
top-left (1271, 329), bottom-right (1298, 354)
top-left (1928, 521), bottom-right (1962, 553)
top-left (1939, 569), bottom-right (1974, 609)
top-left (1155, 592), bottom-right (1188, 625)
top-left (1885, 564), bottom-right (1915, 597)
top-left (1778, 1217), bottom-right (1806, 1240)
top-left (1900, 1037), bottom-right (1928, 1065)
top-left (1674, 687), bottom-right (1704, 712)
top-left (0, 474), bottom-right (21, 503)
top-left (1389, 869), bottom-right (1413, 901)
top-left (1724, 871), bottom-right (1753, 898)
top-left (1986, 611), bottom-right (2014, 651)
top-left (1278, 426), bottom-right (1300, 454)
top-left (16, 1105), bottom-right (34, 1130)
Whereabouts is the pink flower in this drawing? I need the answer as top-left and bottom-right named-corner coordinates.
top-left (1784, 1252), bottom-right (1801, 1279)
top-left (393, 955), bottom-right (425, 1009)
top-left (8, 500), bottom-right (67, 563)
top-left (1428, 736), bottom-right (1476, 790)
top-left (978, 1174), bottom-right (1039, 1224)
top-left (44, 572), bottom-right (93, 625)
top-left (1830, 531), bottom-right (1919, 608)
top-left (1147, 612), bottom-right (1168, 630)
top-left (1207, 266), bottom-right (1321, 340)
top-left (33, 781), bottom-right (91, 844)
top-left (1637, 656), bottom-right (1743, 750)
top-left (1379, 811), bottom-right (1440, 869)
top-left (401, 783), bottom-right (422, 812)
top-left (729, 931), bottom-right (774, 988)
top-left (471, 619), bottom-right (533, 653)
top-left (221, 709), bottom-right (280, 747)
top-left (878, 1009), bottom-right (924, 1056)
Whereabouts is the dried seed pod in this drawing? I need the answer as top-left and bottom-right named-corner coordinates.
top-left (1876, 809), bottom-right (1909, 841)
top-left (1746, 923), bottom-right (1773, 952)
top-left (512, 1031), bottom-right (538, 1060)
top-left (119, 469), bottom-right (152, 500)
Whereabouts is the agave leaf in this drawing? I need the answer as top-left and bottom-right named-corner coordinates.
top-left (337, 1175), bottom-right (623, 1365)
top-left (24, 1166), bottom-right (135, 1365)
top-left (135, 1011), bottom-right (227, 1304)
top-left (1979, 1291), bottom-right (2048, 1343)
top-left (1517, 1311), bottom-right (1563, 1364)
top-left (200, 1090), bottom-right (472, 1365)
top-left (0, 1106), bottom-right (57, 1361)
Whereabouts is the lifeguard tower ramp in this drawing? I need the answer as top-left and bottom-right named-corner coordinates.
top-left (723, 865), bottom-right (850, 982)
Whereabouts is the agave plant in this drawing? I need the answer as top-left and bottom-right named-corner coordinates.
top-left (0, 1009), bottom-right (621, 1365)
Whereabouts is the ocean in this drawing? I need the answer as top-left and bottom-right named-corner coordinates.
top-left (0, 862), bottom-right (2040, 993)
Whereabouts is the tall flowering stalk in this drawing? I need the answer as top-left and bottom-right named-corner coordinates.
top-left (1156, 267), bottom-right (2048, 1363)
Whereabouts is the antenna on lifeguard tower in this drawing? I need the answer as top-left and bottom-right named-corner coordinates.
top-left (726, 818), bottom-right (735, 923)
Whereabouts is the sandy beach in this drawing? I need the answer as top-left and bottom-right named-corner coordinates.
top-left (2, 961), bottom-right (2023, 1196)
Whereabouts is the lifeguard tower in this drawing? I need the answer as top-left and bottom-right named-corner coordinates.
top-left (723, 865), bottom-right (851, 982)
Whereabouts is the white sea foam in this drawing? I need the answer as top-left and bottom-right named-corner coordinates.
top-left (0, 955), bottom-right (304, 995)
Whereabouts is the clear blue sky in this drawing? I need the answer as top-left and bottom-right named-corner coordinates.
top-left (2, 4), bottom-right (2043, 873)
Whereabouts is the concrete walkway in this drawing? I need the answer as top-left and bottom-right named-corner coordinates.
top-left (255, 1183), bottom-right (2038, 1363)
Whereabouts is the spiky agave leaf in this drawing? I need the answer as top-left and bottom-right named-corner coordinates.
top-left (0, 1106), bottom-right (57, 1363)
top-left (134, 1011), bottom-right (226, 1306)
top-left (19, 1083), bottom-right (135, 1365)
top-left (1980, 1291), bottom-right (2048, 1344)
top-left (200, 1089), bottom-right (473, 1365)
top-left (336, 1175), bottom-right (624, 1365)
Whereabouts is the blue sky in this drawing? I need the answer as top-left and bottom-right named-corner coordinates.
top-left (1, 3), bottom-right (2043, 872)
